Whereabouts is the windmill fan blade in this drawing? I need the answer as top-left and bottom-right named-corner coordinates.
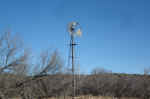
top-left (76, 29), bottom-right (82, 37)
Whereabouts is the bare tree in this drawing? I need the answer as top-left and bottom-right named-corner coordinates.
top-left (144, 67), bottom-right (150, 75)
top-left (36, 49), bottom-right (63, 75)
top-left (0, 32), bottom-right (29, 74)
top-left (17, 49), bottom-right (64, 99)
top-left (91, 67), bottom-right (112, 75)
top-left (0, 32), bottom-right (30, 99)
top-left (33, 50), bottom-right (64, 98)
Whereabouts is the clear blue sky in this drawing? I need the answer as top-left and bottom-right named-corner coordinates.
top-left (0, 0), bottom-right (150, 74)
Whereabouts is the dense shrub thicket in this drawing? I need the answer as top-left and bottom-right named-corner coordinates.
top-left (0, 73), bottom-right (150, 99)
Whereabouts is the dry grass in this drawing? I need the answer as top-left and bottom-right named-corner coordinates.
top-left (12, 96), bottom-right (139, 99)
top-left (47, 96), bottom-right (139, 99)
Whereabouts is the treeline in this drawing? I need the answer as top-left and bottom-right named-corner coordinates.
top-left (80, 73), bottom-right (150, 99)
top-left (0, 73), bottom-right (150, 99)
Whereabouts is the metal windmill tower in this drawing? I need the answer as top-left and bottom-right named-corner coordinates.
top-left (68, 22), bottom-right (82, 99)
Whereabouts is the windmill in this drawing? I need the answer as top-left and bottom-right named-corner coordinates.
top-left (68, 22), bottom-right (82, 99)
